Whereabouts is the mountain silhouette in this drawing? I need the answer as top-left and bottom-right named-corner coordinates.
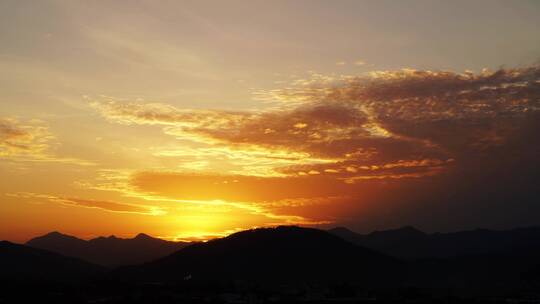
top-left (116, 226), bottom-right (403, 285)
top-left (5, 225), bottom-right (540, 301)
top-left (0, 241), bottom-right (103, 281)
top-left (27, 232), bottom-right (189, 267)
top-left (329, 226), bottom-right (540, 259)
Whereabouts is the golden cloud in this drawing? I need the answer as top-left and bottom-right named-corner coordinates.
top-left (7, 192), bottom-right (163, 215)
top-left (89, 65), bottom-right (540, 189)
top-left (74, 169), bottom-right (336, 226)
top-left (0, 117), bottom-right (94, 165)
top-left (0, 118), bottom-right (52, 158)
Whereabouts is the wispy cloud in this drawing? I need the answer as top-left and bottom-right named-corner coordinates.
top-left (0, 118), bottom-right (53, 158)
top-left (7, 192), bottom-right (164, 215)
top-left (74, 168), bottom-right (335, 226)
top-left (0, 118), bottom-right (94, 165)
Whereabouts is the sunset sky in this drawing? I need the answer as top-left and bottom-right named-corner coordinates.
top-left (1, 0), bottom-right (540, 243)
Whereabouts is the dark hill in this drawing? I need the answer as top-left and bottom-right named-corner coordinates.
top-left (0, 241), bottom-right (103, 281)
top-left (27, 232), bottom-right (189, 267)
top-left (329, 226), bottom-right (540, 259)
top-left (116, 226), bottom-right (403, 285)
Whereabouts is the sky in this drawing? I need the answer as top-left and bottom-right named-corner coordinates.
top-left (1, 0), bottom-right (540, 242)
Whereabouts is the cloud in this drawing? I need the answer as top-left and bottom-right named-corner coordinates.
top-left (88, 65), bottom-right (540, 230)
top-left (7, 192), bottom-right (164, 215)
top-left (128, 171), bottom-right (343, 202)
top-left (0, 118), bottom-right (52, 158)
top-left (89, 98), bottom-right (251, 128)
top-left (75, 169), bottom-right (336, 226)
top-left (90, 66), bottom-right (540, 158)
top-left (0, 117), bottom-right (94, 165)
top-left (89, 96), bottom-right (449, 179)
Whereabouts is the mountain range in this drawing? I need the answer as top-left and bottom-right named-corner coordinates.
top-left (21, 225), bottom-right (540, 271)
top-left (3, 225), bottom-right (540, 302)
top-left (115, 226), bottom-right (402, 284)
top-left (26, 231), bottom-right (189, 267)
top-left (21, 225), bottom-right (540, 269)
top-left (329, 225), bottom-right (540, 259)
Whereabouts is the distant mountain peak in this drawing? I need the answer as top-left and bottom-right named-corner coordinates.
top-left (369, 226), bottom-right (426, 236)
top-left (396, 226), bottom-right (425, 234)
top-left (134, 233), bottom-right (153, 240)
top-left (329, 226), bottom-right (353, 233)
top-left (27, 231), bottom-right (85, 244)
top-left (44, 231), bottom-right (71, 238)
top-left (27, 231), bottom-right (189, 267)
top-left (328, 226), bottom-right (359, 237)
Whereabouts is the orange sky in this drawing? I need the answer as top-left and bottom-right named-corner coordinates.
top-left (1, 1), bottom-right (540, 243)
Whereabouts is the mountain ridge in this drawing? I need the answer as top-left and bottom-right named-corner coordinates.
top-left (27, 231), bottom-right (190, 267)
top-left (114, 225), bottom-right (403, 285)
top-left (329, 225), bottom-right (540, 259)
